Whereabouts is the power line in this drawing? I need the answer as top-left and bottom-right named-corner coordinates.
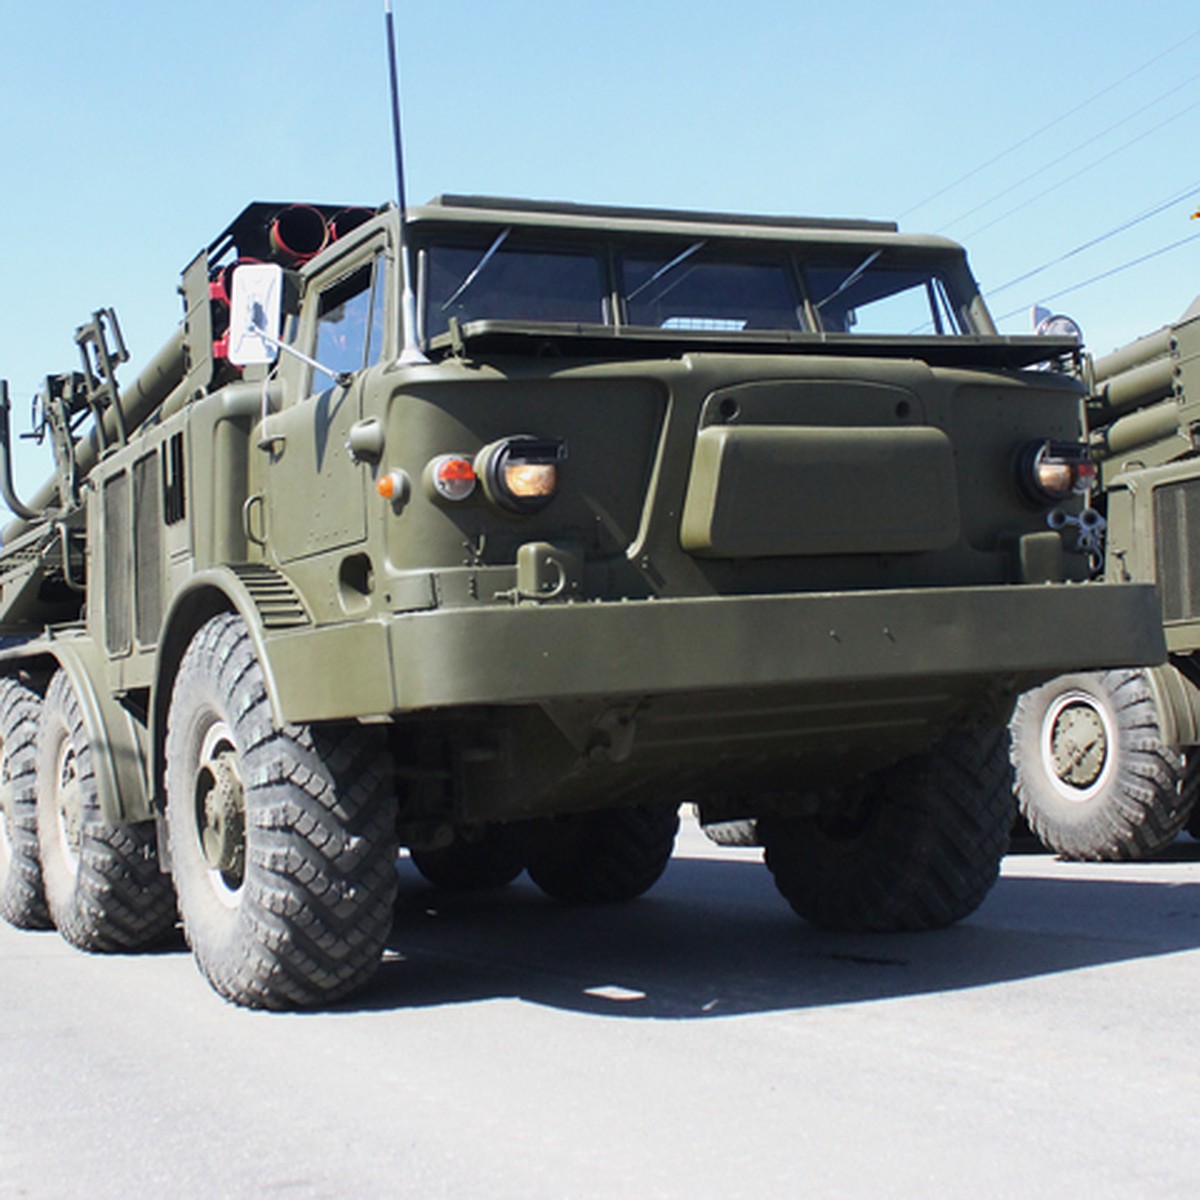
top-left (899, 23), bottom-right (1200, 221)
top-left (984, 180), bottom-right (1200, 299)
top-left (993, 230), bottom-right (1200, 325)
top-left (939, 70), bottom-right (1200, 233)
top-left (960, 96), bottom-right (1200, 242)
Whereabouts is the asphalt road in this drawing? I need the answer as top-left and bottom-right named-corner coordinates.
top-left (3, 819), bottom-right (1200, 1199)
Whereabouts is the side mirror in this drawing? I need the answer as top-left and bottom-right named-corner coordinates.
top-left (228, 263), bottom-right (284, 366)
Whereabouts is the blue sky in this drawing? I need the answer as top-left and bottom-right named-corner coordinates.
top-left (1, 1), bottom-right (1198, 504)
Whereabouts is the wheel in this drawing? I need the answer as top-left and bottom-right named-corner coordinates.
top-left (36, 670), bottom-right (176, 951)
top-left (0, 676), bottom-right (51, 929)
top-left (1010, 669), bottom-right (1191, 860)
top-left (760, 724), bottom-right (1014, 932)
top-left (524, 803), bottom-right (679, 903)
top-left (410, 826), bottom-right (524, 890)
top-left (701, 818), bottom-right (760, 848)
top-left (165, 614), bottom-right (398, 1009)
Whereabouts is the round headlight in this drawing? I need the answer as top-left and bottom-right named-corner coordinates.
top-left (476, 436), bottom-right (566, 514)
top-left (1017, 440), bottom-right (1095, 506)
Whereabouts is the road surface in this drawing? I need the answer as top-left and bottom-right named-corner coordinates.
top-left (2, 819), bottom-right (1200, 1198)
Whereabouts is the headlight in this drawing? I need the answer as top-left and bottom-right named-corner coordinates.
top-left (476, 436), bottom-right (567, 514)
top-left (1017, 440), bottom-right (1096, 505)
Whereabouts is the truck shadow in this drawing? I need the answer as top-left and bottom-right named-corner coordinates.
top-left (355, 843), bottom-right (1200, 1018)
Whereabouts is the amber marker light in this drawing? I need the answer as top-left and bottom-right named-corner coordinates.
top-left (376, 469), bottom-right (411, 503)
top-left (426, 454), bottom-right (477, 502)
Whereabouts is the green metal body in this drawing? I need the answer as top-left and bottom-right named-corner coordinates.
top-left (1090, 300), bottom-right (1200, 729)
top-left (0, 197), bottom-right (1165, 831)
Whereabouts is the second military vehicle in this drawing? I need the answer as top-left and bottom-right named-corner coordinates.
top-left (1011, 299), bottom-right (1200, 859)
top-left (0, 194), bottom-right (1164, 1006)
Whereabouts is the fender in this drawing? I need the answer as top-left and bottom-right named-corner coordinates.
top-left (43, 633), bottom-right (152, 825)
top-left (150, 565), bottom-right (297, 814)
top-left (1145, 660), bottom-right (1200, 751)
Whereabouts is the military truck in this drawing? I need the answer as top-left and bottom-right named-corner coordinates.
top-left (0, 195), bottom-right (1164, 1008)
top-left (1011, 299), bottom-right (1200, 859)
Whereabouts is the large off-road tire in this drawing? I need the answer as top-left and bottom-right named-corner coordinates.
top-left (165, 614), bottom-right (398, 1009)
top-left (760, 724), bottom-right (1013, 932)
top-left (36, 670), bottom-right (176, 951)
top-left (0, 676), bottom-right (51, 929)
top-left (701, 818), bottom-right (760, 848)
top-left (1010, 669), bottom-right (1192, 861)
top-left (524, 803), bottom-right (679, 903)
top-left (410, 826), bottom-right (524, 891)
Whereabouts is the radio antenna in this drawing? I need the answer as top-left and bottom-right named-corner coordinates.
top-left (384, 0), bottom-right (428, 365)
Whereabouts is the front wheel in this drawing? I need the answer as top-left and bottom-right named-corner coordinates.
top-left (165, 615), bottom-right (398, 1009)
top-left (1010, 669), bottom-right (1192, 860)
top-left (760, 724), bottom-right (1014, 932)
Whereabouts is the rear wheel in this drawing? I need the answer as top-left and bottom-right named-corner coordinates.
top-left (1010, 669), bottom-right (1192, 860)
top-left (760, 725), bottom-right (1013, 931)
top-left (524, 803), bottom-right (679, 903)
top-left (36, 670), bottom-right (175, 951)
top-left (0, 676), bottom-right (50, 929)
top-left (701, 818), bottom-right (760, 848)
top-left (410, 826), bottom-right (524, 891)
top-left (166, 614), bottom-right (398, 1009)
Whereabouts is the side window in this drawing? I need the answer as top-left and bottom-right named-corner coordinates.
top-left (313, 253), bottom-right (387, 381)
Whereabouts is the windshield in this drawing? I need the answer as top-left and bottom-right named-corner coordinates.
top-left (805, 261), bottom-right (964, 335)
top-left (426, 242), bottom-right (606, 340)
top-left (420, 234), bottom-right (971, 341)
top-left (622, 250), bottom-right (803, 332)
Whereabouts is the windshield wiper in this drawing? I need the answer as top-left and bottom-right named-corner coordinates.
top-left (625, 240), bottom-right (708, 303)
top-left (814, 250), bottom-right (883, 311)
top-left (441, 227), bottom-right (511, 311)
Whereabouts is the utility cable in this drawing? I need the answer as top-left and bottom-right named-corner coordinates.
top-left (961, 96), bottom-right (1200, 242)
top-left (993, 230), bottom-right (1200, 325)
top-left (898, 23), bottom-right (1200, 221)
top-left (984, 180), bottom-right (1200, 299)
top-left (939, 71), bottom-right (1200, 233)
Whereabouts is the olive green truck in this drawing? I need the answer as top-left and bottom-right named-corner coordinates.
top-left (0, 196), bottom-right (1164, 1007)
top-left (1011, 299), bottom-right (1200, 859)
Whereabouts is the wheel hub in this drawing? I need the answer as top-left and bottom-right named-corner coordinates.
top-left (196, 751), bottom-right (245, 884)
top-left (1040, 688), bottom-right (1116, 804)
top-left (55, 742), bottom-right (83, 864)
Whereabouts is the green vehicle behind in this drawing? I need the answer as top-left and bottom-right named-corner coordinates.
top-left (1011, 299), bottom-right (1200, 859)
top-left (0, 195), bottom-right (1164, 1007)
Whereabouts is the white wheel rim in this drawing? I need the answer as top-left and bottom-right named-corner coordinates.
top-left (1040, 690), bottom-right (1116, 804)
top-left (193, 720), bottom-right (245, 908)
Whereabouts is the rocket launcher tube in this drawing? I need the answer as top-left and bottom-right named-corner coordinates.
top-left (1092, 327), bottom-right (1173, 383)
top-left (1089, 354), bottom-right (1177, 422)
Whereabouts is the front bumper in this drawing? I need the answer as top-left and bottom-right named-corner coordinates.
top-left (263, 581), bottom-right (1164, 723)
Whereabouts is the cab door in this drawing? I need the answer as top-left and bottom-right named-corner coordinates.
top-left (264, 247), bottom-right (388, 565)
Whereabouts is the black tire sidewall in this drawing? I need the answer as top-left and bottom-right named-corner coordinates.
top-left (35, 672), bottom-right (95, 938)
top-left (165, 643), bottom-right (248, 974)
top-left (0, 677), bottom-right (49, 928)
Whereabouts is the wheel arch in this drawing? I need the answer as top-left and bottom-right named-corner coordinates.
top-left (151, 569), bottom-right (287, 819)
top-left (19, 635), bottom-right (151, 827)
top-left (1144, 661), bottom-right (1200, 752)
